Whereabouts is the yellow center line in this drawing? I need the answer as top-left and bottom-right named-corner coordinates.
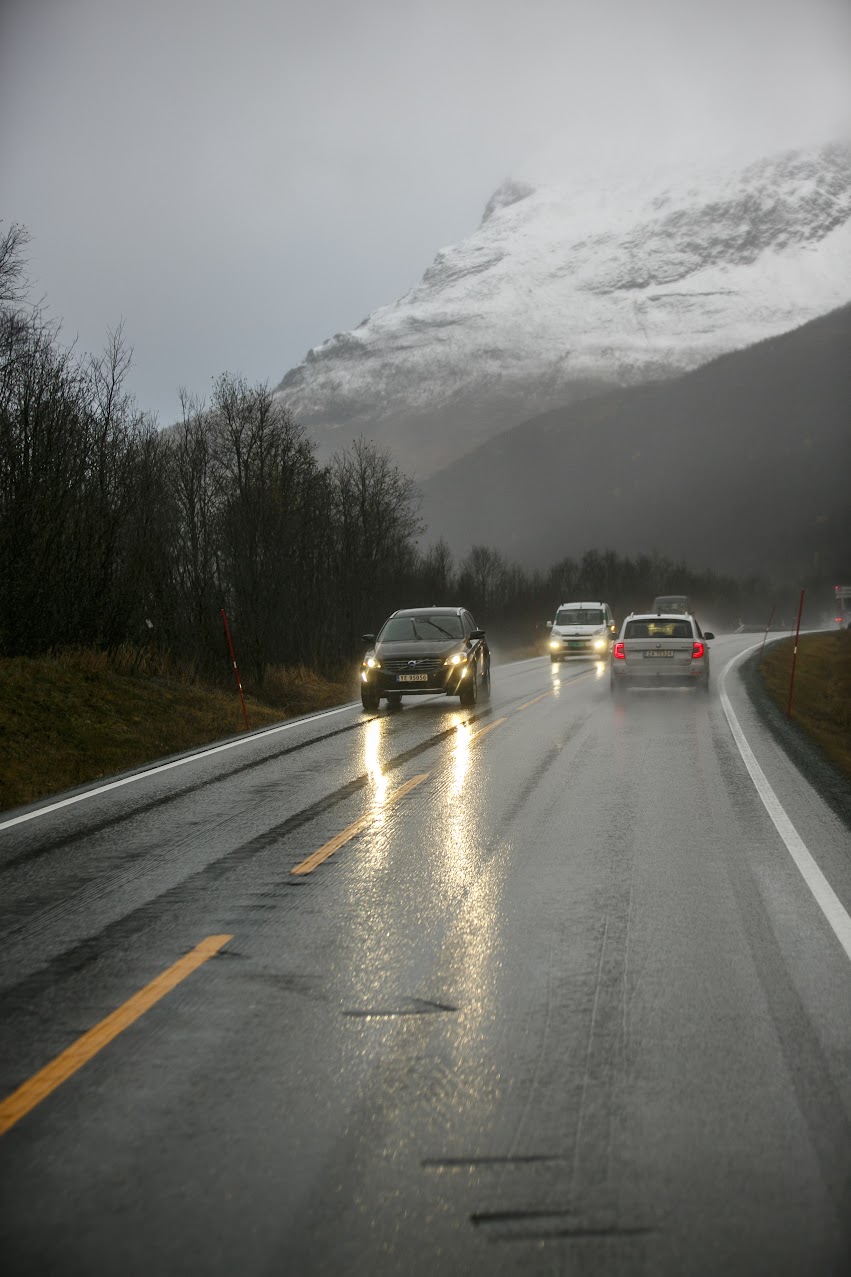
top-left (515, 666), bottom-right (597, 713)
top-left (469, 716), bottom-right (507, 742)
top-left (291, 772), bottom-right (430, 875)
top-left (0, 934), bottom-right (232, 1138)
top-left (293, 681), bottom-right (581, 879)
top-left (515, 691), bottom-right (554, 711)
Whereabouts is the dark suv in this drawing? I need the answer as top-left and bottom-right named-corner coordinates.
top-left (360, 607), bottom-right (490, 711)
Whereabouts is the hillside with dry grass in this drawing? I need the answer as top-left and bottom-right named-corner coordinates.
top-left (759, 630), bottom-right (851, 782)
top-left (0, 648), bottom-right (352, 813)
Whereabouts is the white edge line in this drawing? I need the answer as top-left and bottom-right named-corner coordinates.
top-left (0, 701), bottom-right (361, 832)
top-left (0, 652), bottom-right (550, 833)
top-left (720, 643), bottom-right (851, 963)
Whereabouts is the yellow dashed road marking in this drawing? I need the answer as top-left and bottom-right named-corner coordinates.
top-left (469, 717), bottom-right (507, 742)
top-left (0, 935), bottom-right (232, 1137)
top-left (291, 773), bottom-right (430, 875)
top-left (515, 691), bottom-right (554, 712)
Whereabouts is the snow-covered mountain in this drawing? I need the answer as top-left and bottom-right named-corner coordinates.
top-left (276, 141), bottom-right (851, 478)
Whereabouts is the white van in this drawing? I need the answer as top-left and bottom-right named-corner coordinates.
top-left (546, 601), bottom-right (616, 661)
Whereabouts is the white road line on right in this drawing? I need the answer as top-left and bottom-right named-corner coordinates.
top-left (720, 644), bottom-right (851, 964)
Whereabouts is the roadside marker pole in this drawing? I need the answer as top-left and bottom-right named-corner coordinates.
top-left (221, 608), bottom-right (250, 731)
top-left (758, 604), bottom-right (775, 666)
top-left (786, 589), bottom-right (805, 720)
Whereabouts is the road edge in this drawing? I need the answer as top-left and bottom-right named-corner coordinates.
top-left (737, 646), bottom-right (851, 835)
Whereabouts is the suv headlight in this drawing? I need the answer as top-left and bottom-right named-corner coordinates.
top-left (363, 656), bottom-right (381, 669)
top-left (444, 651), bottom-right (468, 666)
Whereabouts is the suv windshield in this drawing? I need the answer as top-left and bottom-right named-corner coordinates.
top-left (625, 619), bottom-right (694, 640)
top-left (379, 615), bottom-right (464, 641)
top-left (555, 609), bottom-right (604, 626)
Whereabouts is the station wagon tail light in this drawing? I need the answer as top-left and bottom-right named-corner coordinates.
top-left (692, 641), bottom-right (705, 660)
top-left (613, 641), bottom-right (625, 659)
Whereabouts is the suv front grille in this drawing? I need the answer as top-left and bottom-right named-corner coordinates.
top-left (382, 657), bottom-right (444, 673)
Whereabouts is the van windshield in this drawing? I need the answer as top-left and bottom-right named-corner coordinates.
top-left (555, 609), bottom-right (604, 626)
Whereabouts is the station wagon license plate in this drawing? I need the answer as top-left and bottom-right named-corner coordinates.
top-left (644, 650), bottom-right (674, 658)
top-left (397, 673), bottom-right (428, 682)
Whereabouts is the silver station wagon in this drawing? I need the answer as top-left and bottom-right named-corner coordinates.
top-left (610, 612), bottom-right (714, 696)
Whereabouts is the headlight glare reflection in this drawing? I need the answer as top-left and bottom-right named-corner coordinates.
top-left (364, 718), bottom-right (388, 806)
top-left (452, 718), bottom-right (471, 796)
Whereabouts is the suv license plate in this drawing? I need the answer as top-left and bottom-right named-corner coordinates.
top-left (397, 673), bottom-right (428, 682)
top-left (645, 650), bottom-right (674, 658)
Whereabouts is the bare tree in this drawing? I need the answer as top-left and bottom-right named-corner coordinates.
top-left (332, 436), bottom-right (423, 639)
top-left (0, 222), bottom-right (30, 305)
top-left (418, 538), bottom-right (456, 604)
top-left (459, 544), bottom-right (511, 615)
top-left (208, 373), bottom-right (317, 685)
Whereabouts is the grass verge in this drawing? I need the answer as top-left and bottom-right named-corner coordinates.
top-left (0, 649), bottom-right (353, 814)
top-left (758, 630), bottom-right (851, 783)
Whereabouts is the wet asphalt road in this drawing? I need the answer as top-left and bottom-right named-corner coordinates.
top-left (1, 634), bottom-right (850, 1276)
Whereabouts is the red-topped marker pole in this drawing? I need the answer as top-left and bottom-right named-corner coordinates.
top-left (221, 608), bottom-right (250, 731)
top-left (786, 590), bottom-right (805, 720)
top-left (758, 604), bottom-right (775, 665)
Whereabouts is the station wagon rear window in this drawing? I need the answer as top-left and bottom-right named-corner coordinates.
top-left (625, 620), bottom-right (694, 639)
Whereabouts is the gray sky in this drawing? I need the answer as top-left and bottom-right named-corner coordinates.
top-left (2, 0), bottom-right (850, 426)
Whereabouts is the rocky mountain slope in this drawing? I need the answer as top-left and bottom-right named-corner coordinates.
top-left (276, 141), bottom-right (851, 477)
top-left (419, 303), bottom-right (851, 581)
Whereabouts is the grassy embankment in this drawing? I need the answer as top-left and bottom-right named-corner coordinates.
top-left (4, 634), bottom-right (847, 814)
top-left (759, 630), bottom-right (851, 783)
top-left (0, 648), bottom-right (353, 814)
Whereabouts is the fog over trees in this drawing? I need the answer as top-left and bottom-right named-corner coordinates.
top-left (0, 224), bottom-right (771, 690)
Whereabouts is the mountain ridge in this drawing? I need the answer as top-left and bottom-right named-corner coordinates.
top-left (418, 302), bottom-right (851, 581)
top-left (276, 140), bottom-right (851, 477)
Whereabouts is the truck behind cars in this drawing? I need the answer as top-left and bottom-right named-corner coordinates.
top-left (652, 594), bottom-right (690, 614)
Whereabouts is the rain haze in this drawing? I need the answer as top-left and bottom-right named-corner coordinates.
top-left (2, 0), bottom-right (850, 428)
top-left (5, 5), bottom-right (851, 1273)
